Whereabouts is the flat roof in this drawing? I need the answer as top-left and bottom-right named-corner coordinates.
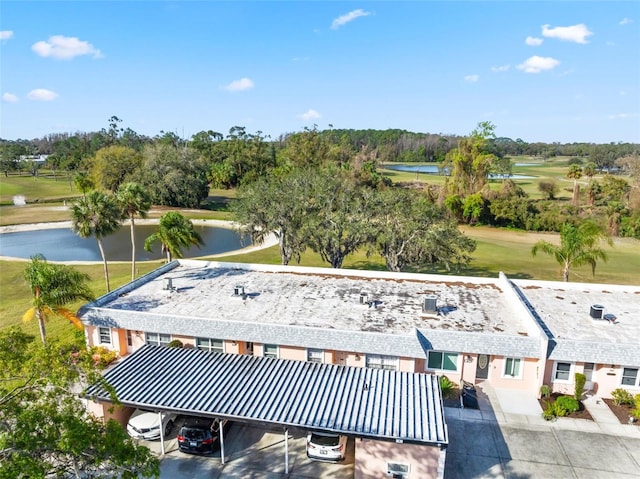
top-left (86, 345), bottom-right (448, 446)
top-left (94, 261), bottom-right (533, 337)
top-left (515, 280), bottom-right (640, 344)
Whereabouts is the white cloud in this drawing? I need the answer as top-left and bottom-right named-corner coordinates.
top-left (299, 109), bottom-right (321, 121)
top-left (491, 65), bottom-right (510, 72)
top-left (541, 24), bottom-right (593, 44)
top-left (32, 35), bottom-right (102, 60)
top-left (608, 113), bottom-right (638, 120)
top-left (619, 17), bottom-right (634, 25)
top-left (0, 31), bottom-right (14, 40)
top-left (464, 74), bottom-right (479, 83)
top-left (516, 56), bottom-right (560, 73)
top-left (331, 9), bottom-right (371, 29)
top-left (224, 78), bottom-right (255, 92)
top-left (27, 89), bottom-right (59, 101)
top-left (525, 36), bottom-right (543, 46)
top-left (2, 93), bottom-right (18, 103)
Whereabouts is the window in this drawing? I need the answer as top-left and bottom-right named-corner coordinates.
top-left (622, 367), bottom-right (639, 387)
top-left (366, 354), bottom-right (398, 371)
top-left (553, 362), bottom-right (572, 382)
top-left (98, 327), bottom-right (111, 345)
top-left (126, 330), bottom-right (133, 346)
top-left (195, 337), bottom-right (224, 353)
top-left (387, 462), bottom-right (410, 478)
top-left (307, 349), bottom-right (324, 363)
top-left (264, 344), bottom-right (278, 358)
top-left (503, 358), bottom-right (522, 378)
top-left (426, 351), bottom-right (458, 372)
top-left (145, 332), bottom-right (171, 347)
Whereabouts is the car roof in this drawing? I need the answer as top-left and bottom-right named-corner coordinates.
top-left (182, 416), bottom-right (216, 428)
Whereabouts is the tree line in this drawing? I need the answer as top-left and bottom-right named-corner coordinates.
top-left (2, 116), bottom-right (638, 181)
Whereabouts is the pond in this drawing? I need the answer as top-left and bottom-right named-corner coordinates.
top-left (0, 225), bottom-right (251, 261)
top-left (382, 164), bottom-right (535, 179)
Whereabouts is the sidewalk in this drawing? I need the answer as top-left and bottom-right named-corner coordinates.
top-left (444, 381), bottom-right (640, 439)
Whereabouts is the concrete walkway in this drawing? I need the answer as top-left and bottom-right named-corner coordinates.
top-left (444, 382), bottom-right (640, 478)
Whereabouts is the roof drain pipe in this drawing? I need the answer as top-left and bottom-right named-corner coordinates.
top-left (284, 428), bottom-right (289, 474)
top-left (220, 422), bottom-right (225, 464)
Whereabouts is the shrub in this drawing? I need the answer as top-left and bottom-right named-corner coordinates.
top-left (539, 384), bottom-right (551, 398)
top-left (439, 375), bottom-right (456, 399)
top-left (542, 400), bottom-right (568, 421)
top-left (88, 346), bottom-right (117, 368)
top-left (555, 395), bottom-right (580, 413)
top-left (611, 388), bottom-right (634, 406)
top-left (574, 373), bottom-right (586, 400)
top-left (167, 339), bottom-right (183, 348)
top-left (632, 394), bottom-right (640, 420)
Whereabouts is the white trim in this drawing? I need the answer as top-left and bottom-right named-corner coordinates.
top-left (264, 343), bottom-right (279, 359)
top-left (366, 354), bottom-right (399, 371)
top-left (98, 327), bottom-right (112, 345)
top-left (621, 366), bottom-right (640, 388)
top-left (502, 357), bottom-right (523, 379)
top-left (425, 351), bottom-right (459, 372)
top-left (552, 361), bottom-right (574, 383)
top-left (307, 348), bottom-right (324, 364)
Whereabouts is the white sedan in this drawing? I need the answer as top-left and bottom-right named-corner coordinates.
top-left (126, 409), bottom-right (177, 441)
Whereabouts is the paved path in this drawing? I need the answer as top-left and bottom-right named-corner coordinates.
top-left (444, 383), bottom-right (640, 478)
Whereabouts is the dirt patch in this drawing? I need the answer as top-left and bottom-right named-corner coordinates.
top-left (603, 399), bottom-right (640, 426)
top-left (538, 394), bottom-right (594, 420)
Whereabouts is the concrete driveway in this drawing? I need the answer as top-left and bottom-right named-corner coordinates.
top-left (444, 416), bottom-right (640, 478)
top-left (150, 420), bottom-right (355, 479)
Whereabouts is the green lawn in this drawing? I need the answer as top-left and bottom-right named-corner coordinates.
top-left (0, 260), bottom-right (162, 342)
top-left (0, 173), bottom-right (81, 205)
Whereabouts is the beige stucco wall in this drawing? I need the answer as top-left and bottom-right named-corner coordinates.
top-left (488, 356), bottom-right (540, 391)
top-left (279, 345), bottom-right (307, 361)
top-left (355, 438), bottom-right (441, 478)
top-left (399, 357), bottom-right (415, 372)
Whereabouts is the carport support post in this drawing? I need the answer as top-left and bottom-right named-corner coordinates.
top-left (220, 422), bottom-right (225, 465)
top-left (284, 428), bottom-right (289, 474)
top-left (158, 412), bottom-right (165, 455)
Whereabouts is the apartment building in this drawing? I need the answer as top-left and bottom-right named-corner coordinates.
top-left (80, 260), bottom-right (639, 477)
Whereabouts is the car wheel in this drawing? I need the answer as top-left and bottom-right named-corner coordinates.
top-left (164, 420), bottom-right (173, 436)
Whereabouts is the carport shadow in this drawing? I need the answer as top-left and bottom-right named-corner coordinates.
top-left (444, 384), bottom-right (528, 479)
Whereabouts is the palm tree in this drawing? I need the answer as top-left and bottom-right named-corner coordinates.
top-left (23, 254), bottom-right (95, 345)
top-left (71, 190), bottom-right (121, 292)
top-left (531, 221), bottom-right (612, 282)
top-left (144, 211), bottom-right (204, 262)
top-left (116, 182), bottom-right (152, 281)
top-left (566, 164), bottom-right (583, 206)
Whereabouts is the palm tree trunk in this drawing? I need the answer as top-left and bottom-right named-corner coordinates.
top-left (97, 239), bottom-right (111, 292)
top-left (130, 216), bottom-right (136, 281)
top-left (36, 308), bottom-right (47, 345)
top-left (563, 262), bottom-right (570, 282)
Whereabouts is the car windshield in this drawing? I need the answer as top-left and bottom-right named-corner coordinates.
top-left (310, 433), bottom-right (340, 446)
top-left (183, 428), bottom-right (208, 440)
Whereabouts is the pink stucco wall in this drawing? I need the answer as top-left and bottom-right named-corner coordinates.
top-left (487, 356), bottom-right (540, 391)
top-left (355, 438), bottom-right (441, 478)
top-left (399, 357), bottom-right (415, 372)
top-left (278, 345), bottom-right (307, 361)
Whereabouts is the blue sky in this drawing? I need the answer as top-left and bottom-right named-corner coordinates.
top-left (1, 1), bottom-right (639, 144)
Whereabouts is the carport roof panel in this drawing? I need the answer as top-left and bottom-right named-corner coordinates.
top-left (87, 345), bottom-right (448, 446)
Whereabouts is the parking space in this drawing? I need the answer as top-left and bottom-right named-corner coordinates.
top-left (135, 417), bottom-right (355, 479)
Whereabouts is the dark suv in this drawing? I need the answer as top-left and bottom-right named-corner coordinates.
top-left (177, 417), bottom-right (229, 454)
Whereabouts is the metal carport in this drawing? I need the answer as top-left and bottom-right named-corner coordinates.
top-left (86, 345), bottom-right (448, 473)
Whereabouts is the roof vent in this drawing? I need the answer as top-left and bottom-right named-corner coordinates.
top-left (359, 292), bottom-right (368, 305)
top-left (589, 304), bottom-right (604, 320)
top-left (233, 285), bottom-right (245, 297)
top-left (162, 277), bottom-right (174, 291)
top-left (423, 295), bottom-right (438, 313)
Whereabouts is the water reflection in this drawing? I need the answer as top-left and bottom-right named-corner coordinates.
top-left (0, 225), bottom-right (250, 261)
